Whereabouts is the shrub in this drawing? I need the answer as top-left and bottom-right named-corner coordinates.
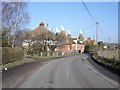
top-left (84, 45), bottom-right (96, 53)
top-left (92, 55), bottom-right (120, 70)
top-left (0, 47), bottom-right (2, 65)
top-left (2, 47), bottom-right (24, 64)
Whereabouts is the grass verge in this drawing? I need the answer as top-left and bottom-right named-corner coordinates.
top-left (27, 55), bottom-right (62, 59)
top-left (92, 55), bottom-right (120, 70)
top-left (0, 58), bottom-right (36, 69)
top-left (27, 53), bottom-right (81, 59)
top-left (0, 53), bottom-right (81, 69)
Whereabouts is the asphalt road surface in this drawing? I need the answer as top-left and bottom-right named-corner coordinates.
top-left (18, 54), bottom-right (118, 88)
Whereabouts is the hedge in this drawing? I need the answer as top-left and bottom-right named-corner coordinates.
top-left (92, 55), bottom-right (120, 74)
top-left (0, 47), bottom-right (2, 65)
top-left (2, 47), bottom-right (24, 64)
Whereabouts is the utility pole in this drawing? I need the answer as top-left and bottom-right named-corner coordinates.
top-left (96, 22), bottom-right (98, 51)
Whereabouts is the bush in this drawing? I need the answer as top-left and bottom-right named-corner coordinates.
top-left (97, 50), bottom-right (118, 61)
top-left (92, 55), bottom-right (120, 71)
top-left (0, 47), bottom-right (2, 65)
top-left (2, 47), bottom-right (24, 64)
top-left (84, 45), bottom-right (96, 53)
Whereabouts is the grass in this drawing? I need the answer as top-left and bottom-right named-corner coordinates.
top-left (97, 50), bottom-right (119, 61)
top-left (0, 58), bottom-right (36, 69)
top-left (28, 53), bottom-right (81, 59)
top-left (92, 55), bottom-right (120, 70)
top-left (28, 55), bottom-right (62, 59)
top-left (0, 53), bottom-right (81, 69)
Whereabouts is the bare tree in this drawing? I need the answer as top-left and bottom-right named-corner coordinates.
top-left (0, 1), bottom-right (1, 68)
top-left (2, 1), bottom-right (30, 47)
top-left (56, 33), bottom-right (67, 49)
top-left (28, 29), bottom-right (56, 53)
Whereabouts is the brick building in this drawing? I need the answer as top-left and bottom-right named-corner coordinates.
top-left (85, 37), bottom-right (96, 45)
top-left (55, 44), bottom-right (85, 52)
top-left (55, 28), bottom-right (85, 52)
top-left (23, 22), bottom-right (86, 52)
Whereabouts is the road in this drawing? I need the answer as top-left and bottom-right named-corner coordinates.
top-left (18, 54), bottom-right (118, 88)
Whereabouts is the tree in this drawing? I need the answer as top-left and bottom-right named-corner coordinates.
top-left (2, 1), bottom-right (30, 47)
top-left (56, 33), bottom-right (67, 49)
top-left (98, 41), bottom-right (104, 47)
top-left (14, 30), bottom-right (30, 46)
top-left (28, 28), bottom-right (56, 55)
top-left (1, 28), bottom-right (12, 47)
top-left (27, 25), bottom-right (68, 56)
top-left (84, 45), bottom-right (96, 53)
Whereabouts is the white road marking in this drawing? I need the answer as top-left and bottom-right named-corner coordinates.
top-left (66, 64), bottom-right (69, 78)
top-left (67, 71), bottom-right (69, 77)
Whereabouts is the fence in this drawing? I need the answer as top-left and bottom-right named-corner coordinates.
top-left (27, 50), bottom-right (80, 57)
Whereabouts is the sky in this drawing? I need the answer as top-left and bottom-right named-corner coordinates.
top-left (27, 2), bottom-right (118, 43)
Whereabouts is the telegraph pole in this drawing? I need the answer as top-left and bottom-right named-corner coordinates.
top-left (96, 22), bottom-right (98, 51)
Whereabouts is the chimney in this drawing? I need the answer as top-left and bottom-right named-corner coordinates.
top-left (39, 22), bottom-right (44, 27)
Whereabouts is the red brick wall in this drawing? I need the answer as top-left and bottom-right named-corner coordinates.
top-left (55, 45), bottom-right (70, 52)
top-left (55, 44), bottom-right (85, 52)
top-left (71, 44), bottom-right (76, 50)
top-left (71, 44), bottom-right (85, 52)
top-left (77, 44), bottom-right (85, 52)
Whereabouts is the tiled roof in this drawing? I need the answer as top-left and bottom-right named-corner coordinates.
top-left (40, 22), bottom-right (44, 25)
top-left (29, 26), bottom-right (49, 38)
top-left (72, 38), bottom-right (77, 40)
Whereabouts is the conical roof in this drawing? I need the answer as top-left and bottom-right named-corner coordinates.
top-left (56, 27), bottom-right (59, 33)
top-left (68, 30), bottom-right (71, 34)
top-left (78, 29), bottom-right (84, 40)
top-left (61, 25), bottom-right (65, 31)
top-left (67, 30), bottom-right (72, 38)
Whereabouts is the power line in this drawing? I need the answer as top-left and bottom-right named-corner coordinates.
top-left (81, 1), bottom-right (106, 42)
top-left (81, 0), bottom-right (117, 44)
top-left (98, 24), bottom-right (117, 43)
top-left (83, 23), bottom-right (96, 31)
top-left (98, 24), bottom-right (108, 40)
top-left (81, 0), bottom-right (98, 48)
top-left (81, 0), bottom-right (97, 23)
